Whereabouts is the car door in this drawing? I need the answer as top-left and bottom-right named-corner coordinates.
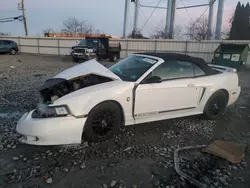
top-left (3, 40), bottom-right (12, 52)
top-left (134, 60), bottom-right (205, 119)
top-left (0, 40), bottom-right (4, 52)
top-left (97, 39), bottom-right (107, 58)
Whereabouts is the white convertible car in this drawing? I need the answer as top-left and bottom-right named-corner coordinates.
top-left (16, 53), bottom-right (241, 145)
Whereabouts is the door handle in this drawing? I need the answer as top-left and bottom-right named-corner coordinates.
top-left (187, 84), bottom-right (195, 87)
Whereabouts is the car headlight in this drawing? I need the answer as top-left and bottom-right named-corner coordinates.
top-left (32, 104), bottom-right (70, 118)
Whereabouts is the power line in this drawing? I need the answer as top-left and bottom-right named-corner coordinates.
top-left (140, 0), bottom-right (162, 31)
top-left (139, 7), bottom-right (151, 34)
top-left (179, 0), bottom-right (193, 22)
top-left (0, 16), bottom-right (19, 21)
top-left (187, 5), bottom-right (209, 33)
top-left (0, 20), bottom-right (15, 23)
top-left (175, 11), bottom-right (188, 26)
top-left (0, 16), bottom-right (23, 22)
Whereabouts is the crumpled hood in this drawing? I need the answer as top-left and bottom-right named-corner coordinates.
top-left (54, 59), bottom-right (121, 80)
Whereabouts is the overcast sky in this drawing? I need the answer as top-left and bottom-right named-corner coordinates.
top-left (0, 0), bottom-right (248, 37)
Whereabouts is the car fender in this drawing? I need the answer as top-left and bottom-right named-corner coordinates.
top-left (196, 79), bottom-right (231, 111)
top-left (52, 81), bottom-right (134, 120)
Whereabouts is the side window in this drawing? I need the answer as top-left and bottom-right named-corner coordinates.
top-left (151, 60), bottom-right (194, 80)
top-left (3, 41), bottom-right (12, 45)
top-left (0, 41), bottom-right (3, 45)
top-left (193, 64), bottom-right (205, 77)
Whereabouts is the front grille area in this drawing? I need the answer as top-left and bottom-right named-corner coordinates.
top-left (74, 48), bottom-right (86, 53)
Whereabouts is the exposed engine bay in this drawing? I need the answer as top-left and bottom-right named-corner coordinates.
top-left (39, 74), bottom-right (113, 103)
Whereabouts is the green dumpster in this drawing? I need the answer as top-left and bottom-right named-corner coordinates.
top-left (212, 44), bottom-right (249, 70)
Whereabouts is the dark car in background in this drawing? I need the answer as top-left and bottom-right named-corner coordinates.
top-left (0, 39), bottom-right (19, 55)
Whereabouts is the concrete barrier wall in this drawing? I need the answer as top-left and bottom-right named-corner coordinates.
top-left (1, 36), bottom-right (250, 65)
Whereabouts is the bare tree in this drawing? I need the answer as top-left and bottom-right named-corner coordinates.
top-left (128, 29), bottom-right (148, 39)
top-left (95, 29), bottom-right (101, 34)
top-left (61, 17), bottom-right (94, 36)
top-left (43, 28), bottom-right (54, 34)
top-left (186, 16), bottom-right (209, 41)
top-left (61, 17), bottom-right (79, 36)
top-left (77, 20), bottom-right (93, 34)
top-left (151, 25), bottom-right (183, 39)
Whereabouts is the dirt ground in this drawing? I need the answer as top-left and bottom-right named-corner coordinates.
top-left (0, 53), bottom-right (250, 188)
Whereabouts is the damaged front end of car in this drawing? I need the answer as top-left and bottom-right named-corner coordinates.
top-left (32, 74), bottom-right (114, 118)
top-left (39, 74), bottom-right (114, 104)
top-left (16, 59), bottom-right (123, 145)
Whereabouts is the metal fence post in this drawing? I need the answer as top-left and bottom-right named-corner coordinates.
top-left (185, 40), bottom-right (188, 55)
top-left (57, 39), bottom-right (60, 56)
top-left (18, 37), bottom-right (21, 52)
top-left (37, 38), bottom-right (40, 54)
top-left (126, 39), bottom-right (129, 57)
top-left (154, 40), bottom-right (157, 52)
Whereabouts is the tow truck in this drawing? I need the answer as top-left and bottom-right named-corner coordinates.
top-left (71, 34), bottom-right (121, 62)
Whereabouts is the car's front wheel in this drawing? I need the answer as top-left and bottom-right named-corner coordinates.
top-left (10, 48), bottom-right (17, 55)
top-left (82, 102), bottom-right (122, 142)
top-left (72, 57), bottom-right (79, 62)
top-left (203, 90), bottom-right (228, 120)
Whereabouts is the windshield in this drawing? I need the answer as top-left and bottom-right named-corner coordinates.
top-left (79, 39), bottom-right (98, 47)
top-left (109, 55), bottom-right (158, 81)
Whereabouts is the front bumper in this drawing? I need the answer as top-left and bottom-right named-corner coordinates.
top-left (72, 52), bottom-right (89, 59)
top-left (228, 86), bottom-right (241, 105)
top-left (71, 52), bottom-right (96, 60)
top-left (16, 110), bottom-right (87, 146)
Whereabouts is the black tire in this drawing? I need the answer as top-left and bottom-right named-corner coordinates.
top-left (10, 48), bottom-right (17, 55)
top-left (203, 90), bottom-right (228, 120)
top-left (109, 53), bottom-right (118, 62)
top-left (83, 102), bottom-right (122, 142)
top-left (97, 55), bottom-right (101, 61)
top-left (72, 57), bottom-right (79, 62)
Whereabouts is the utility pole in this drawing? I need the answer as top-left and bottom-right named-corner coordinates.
top-left (169, 0), bottom-right (176, 39)
top-left (165, 0), bottom-right (172, 38)
top-left (165, 0), bottom-right (176, 39)
top-left (20, 0), bottom-right (28, 36)
top-left (215, 0), bottom-right (224, 40)
top-left (123, 0), bottom-right (130, 38)
top-left (207, 0), bottom-right (214, 40)
top-left (133, 0), bottom-right (140, 32)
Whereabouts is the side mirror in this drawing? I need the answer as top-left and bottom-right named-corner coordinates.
top-left (145, 76), bottom-right (162, 84)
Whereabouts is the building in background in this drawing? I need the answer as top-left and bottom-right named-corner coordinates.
top-left (44, 33), bottom-right (120, 39)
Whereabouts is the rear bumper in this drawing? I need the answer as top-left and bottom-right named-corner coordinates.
top-left (16, 110), bottom-right (87, 146)
top-left (228, 86), bottom-right (241, 105)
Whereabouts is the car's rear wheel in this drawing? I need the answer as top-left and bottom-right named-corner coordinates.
top-left (82, 102), bottom-right (122, 142)
top-left (203, 90), bottom-right (228, 120)
top-left (10, 48), bottom-right (17, 55)
top-left (109, 53), bottom-right (118, 62)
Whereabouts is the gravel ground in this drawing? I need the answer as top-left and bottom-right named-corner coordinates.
top-left (0, 54), bottom-right (250, 188)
